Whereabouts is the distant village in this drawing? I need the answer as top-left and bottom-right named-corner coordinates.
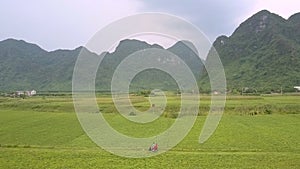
top-left (0, 86), bottom-right (299, 98)
top-left (11, 90), bottom-right (37, 97)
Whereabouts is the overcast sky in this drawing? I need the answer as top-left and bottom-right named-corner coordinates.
top-left (1, 0), bottom-right (300, 51)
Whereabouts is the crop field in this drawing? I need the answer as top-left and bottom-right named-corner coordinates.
top-left (0, 95), bottom-right (299, 168)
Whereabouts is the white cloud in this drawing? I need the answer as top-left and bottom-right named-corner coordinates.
top-left (235, 0), bottom-right (300, 25)
top-left (0, 0), bottom-right (299, 50)
top-left (0, 0), bottom-right (143, 51)
top-left (252, 0), bottom-right (300, 19)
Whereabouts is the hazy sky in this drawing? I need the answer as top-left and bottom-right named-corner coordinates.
top-left (1, 0), bottom-right (299, 51)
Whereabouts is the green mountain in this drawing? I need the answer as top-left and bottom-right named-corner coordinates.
top-left (0, 39), bottom-right (203, 92)
top-left (1, 10), bottom-right (299, 93)
top-left (203, 10), bottom-right (300, 93)
top-left (0, 39), bottom-right (81, 91)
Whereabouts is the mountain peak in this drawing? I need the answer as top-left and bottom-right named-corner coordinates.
top-left (0, 38), bottom-right (39, 47)
top-left (213, 35), bottom-right (229, 47)
top-left (232, 10), bottom-right (286, 36)
top-left (118, 39), bottom-right (163, 48)
top-left (206, 10), bottom-right (300, 91)
top-left (170, 40), bottom-right (195, 49)
top-left (0, 38), bottom-right (46, 54)
top-left (255, 9), bottom-right (271, 15)
top-left (113, 39), bottom-right (163, 55)
top-left (288, 12), bottom-right (300, 24)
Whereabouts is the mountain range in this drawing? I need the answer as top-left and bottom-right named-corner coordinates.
top-left (203, 10), bottom-right (300, 92)
top-left (0, 38), bottom-right (202, 92)
top-left (0, 10), bottom-right (299, 93)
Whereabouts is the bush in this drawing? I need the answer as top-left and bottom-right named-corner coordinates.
top-left (136, 90), bottom-right (151, 97)
top-left (163, 112), bottom-right (178, 118)
top-left (129, 112), bottom-right (136, 116)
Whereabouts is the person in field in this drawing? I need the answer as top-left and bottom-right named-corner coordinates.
top-left (149, 142), bottom-right (158, 152)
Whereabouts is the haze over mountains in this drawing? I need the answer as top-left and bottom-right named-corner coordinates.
top-left (0, 10), bottom-right (299, 92)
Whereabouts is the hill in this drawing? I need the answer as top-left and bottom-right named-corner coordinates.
top-left (202, 10), bottom-right (300, 93)
top-left (1, 10), bottom-right (299, 93)
top-left (0, 39), bottom-right (203, 92)
top-left (0, 39), bottom-right (82, 91)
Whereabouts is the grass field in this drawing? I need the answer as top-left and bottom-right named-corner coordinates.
top-left (0, 95), bottom-right (299, 168)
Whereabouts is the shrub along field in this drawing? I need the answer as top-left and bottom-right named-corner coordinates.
top-left (0, 95), bottom-right (299, 168)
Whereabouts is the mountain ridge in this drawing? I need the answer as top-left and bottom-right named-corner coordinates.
top-left (0, 38), bottom-right (202, 91)
top-left (1, 10), bottom-right (299, 92)
top-left (202, 10), bottom-right (300, 92)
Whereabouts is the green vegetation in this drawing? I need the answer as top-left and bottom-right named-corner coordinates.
top-left (2, 10), bottom-right (300, 93)
top-left (0, 95), bottom-right (299, 168)
top-left (0, 39), bottom-right (201, 92)
top-left (203, 10), bottom-right (300, 92)
top-left (0, 10), bottom-right (300, 168)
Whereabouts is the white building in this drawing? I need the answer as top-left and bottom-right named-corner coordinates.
top-left (294, 86), bottom-right (300, 91)
top-left (29, 90), bottom-right (37, 96)
top-left (15, 90), bottom-right (37, 97)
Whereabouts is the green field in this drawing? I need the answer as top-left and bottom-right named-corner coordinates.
top-left (0, 95), bottom-right (299, 168)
